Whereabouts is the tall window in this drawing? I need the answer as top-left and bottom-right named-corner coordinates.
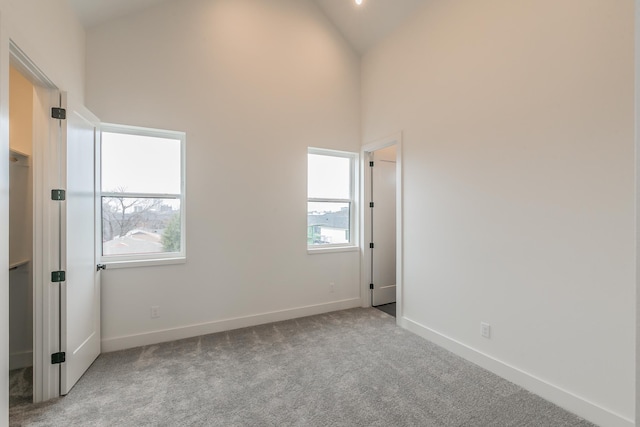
top-left (100, 124), bottom-right (185, 263)
top-left (308, 148), bottom-right (357, 249)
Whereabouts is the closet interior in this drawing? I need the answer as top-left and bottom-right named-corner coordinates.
top-left (8, 64), bottom-right (34, 405)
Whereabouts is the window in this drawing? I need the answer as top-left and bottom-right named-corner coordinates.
top-left (307, 148), bottom-right (357, 250)
top-left (100, 124), bottom-right (185, 265)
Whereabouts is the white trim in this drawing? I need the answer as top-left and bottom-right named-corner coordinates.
top-left (360, 133), bottom-right (403, 317)
top-left (99, 124), bottom-right (187, 264)
top-left (31, 80), bottom-right (61, 403)
top-left (101, 192), bottom-right (180, 199)
top-left (101, 252), bottom-right (186, 265)
top-left (400, 316), bottom-right (634, 427)
top-left (308, 147), bottom-right (356, 158)
top-left (102, 257), bottom-right (186, 269)
top-left (307, 148), bottom-right (359, 249)
top-left (101, 298), bottom-right (361, 352)
top-left (308, 197), bottom-right (351, 204)
top-left (307, 245), bottom-right (359, 255)
top-left (101, 122), bottom-right (184, 140)
top-left (635, 1), bottom-right (640, 424)
top-left (8, 40), bottom-right (56, 89)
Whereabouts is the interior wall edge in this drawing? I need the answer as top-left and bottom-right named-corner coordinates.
top-left (101, 297), bottom-right (361, 353)
top-left (400, 316), bottom-right (634, 427)
top-left (0, 5), bottom-right (12, 426)
top-left (635, 0), bottom-right (640, 423)
top-left (9, 41), bottom-right (56, 90)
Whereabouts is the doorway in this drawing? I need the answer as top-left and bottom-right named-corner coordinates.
top-left (362, 134), bottom-right (402, 320)
top-left (9, 41), bottom-right (100, 414)
top-left (8, 64), bottom-right (34, 407)
top-left (7, 42), bottom-right (102, 411)
top-left (8, 41), bottom-right (69, 408)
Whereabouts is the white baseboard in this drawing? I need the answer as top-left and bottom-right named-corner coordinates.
top-left (10, 350), bottom-right (32, 370)
top-left (102, 298), bottom-right (362, 353)
top-left (399, 316), bottom-right (634, 427)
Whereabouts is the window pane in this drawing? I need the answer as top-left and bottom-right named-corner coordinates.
top-left (307, 202), bottom-right (350, 245)
top-left (102, 132), bottom-right (181, 194)
top-left (308, 154), bottom-right (350, 199)
top-left (102, 197), bottom-right (181, 256)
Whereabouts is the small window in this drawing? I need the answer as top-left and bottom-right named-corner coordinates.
top-left (100, 124), bottom-right (185, 264)
top-left (307, 148), bottom-right (357, 250)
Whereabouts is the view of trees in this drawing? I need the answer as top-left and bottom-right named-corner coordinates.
top-left (101, 129), bottom-right (183, 257)
top-left (102, 190), bottom-right (180, 255)
top-left (102, 196), bottom-right (163, 241)
top-left (161, 213), bottom-right (181, 252)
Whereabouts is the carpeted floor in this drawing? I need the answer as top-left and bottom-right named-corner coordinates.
top-left (10, 308), bottom-right (595, 426)
top-left (9, 366), bottom-right (33, 408)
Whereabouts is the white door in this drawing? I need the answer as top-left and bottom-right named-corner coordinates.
top-left (371, 146), bottom-right (397, 306)
top-left (60, 96), bottom-right (101, 395)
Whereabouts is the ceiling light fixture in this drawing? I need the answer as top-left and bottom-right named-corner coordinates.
top-left (355, 0), bottom-right (363, 5)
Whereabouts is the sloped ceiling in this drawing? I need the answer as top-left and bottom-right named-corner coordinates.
top-left (68, 0), bottom-right (424, 55)
top-left (68, 0), bottom-right (170, 28)
top-left (313, 0), bottom-right (424, 54)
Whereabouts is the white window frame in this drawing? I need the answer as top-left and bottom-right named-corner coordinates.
top-left (307, 147), bottom-right (359, 254)
top-left (98, 123), bottom-right (186, 268)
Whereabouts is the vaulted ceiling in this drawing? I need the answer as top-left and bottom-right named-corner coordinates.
top-left (313, 0), bottom-right (423, 53)
top-left (67, 0), bottom-right (424, 55)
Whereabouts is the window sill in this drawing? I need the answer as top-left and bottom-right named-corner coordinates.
top-left (100, 257), bottom-right (186, 270)
top-left (307, 246), bottom-right (359, 255)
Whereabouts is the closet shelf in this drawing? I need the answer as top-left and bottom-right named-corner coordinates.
top-left (9, 259), bottom-right (29, 270)
top-left (9, 149), bottom-right (29, 166)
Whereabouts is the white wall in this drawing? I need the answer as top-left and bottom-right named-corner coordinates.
top-left (3, 0), bottom-right (85, 99)
top-left (636, 1), bottom-right (640, 423)
top-left (0, 0), bottom-right (86, 422)
top-left (362, 0), bottom-right (635, 425)
top-left (85, 0), bottom-right (361, 350)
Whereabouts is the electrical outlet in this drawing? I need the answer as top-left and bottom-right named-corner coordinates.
top-left (329, 282), bottom-right (335, 293)
top-left (480, 322), bottom-right (491, 339)
top-left (151, 306), bottom-right (160, 319)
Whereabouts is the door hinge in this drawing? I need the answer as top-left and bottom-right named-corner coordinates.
top-left (369, 243), bottom-right (374, 249)
top-left (369, 161), bottom-right (374, 167)
top-left (370, 283), bottom-right (374, 290)
top-left (51, 189), bottom-right (66, 201)
top-left (51, 271), bottom-right (66, 283)
top-left (51, 352), bottom-right (66, 364)
top-left (51, 107), bottom-right (66, 120)
top-left (369, 202), bottom-right (374, 208)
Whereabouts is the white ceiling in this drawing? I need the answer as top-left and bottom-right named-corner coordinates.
top-left (68, 0), bottom-right (174, 28)
top-left (313, 0), bottom-right (424, 54)
top-left (68, 0), bottom-right (424, 55)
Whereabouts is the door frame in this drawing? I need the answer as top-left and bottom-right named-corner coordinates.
top-left (9, 40), bottom-right (61, 402)
top-left (360, 132), bottom-right (403, 320)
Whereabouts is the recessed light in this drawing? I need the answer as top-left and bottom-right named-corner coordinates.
top-left (355, 0), bottom-right (363, 5)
